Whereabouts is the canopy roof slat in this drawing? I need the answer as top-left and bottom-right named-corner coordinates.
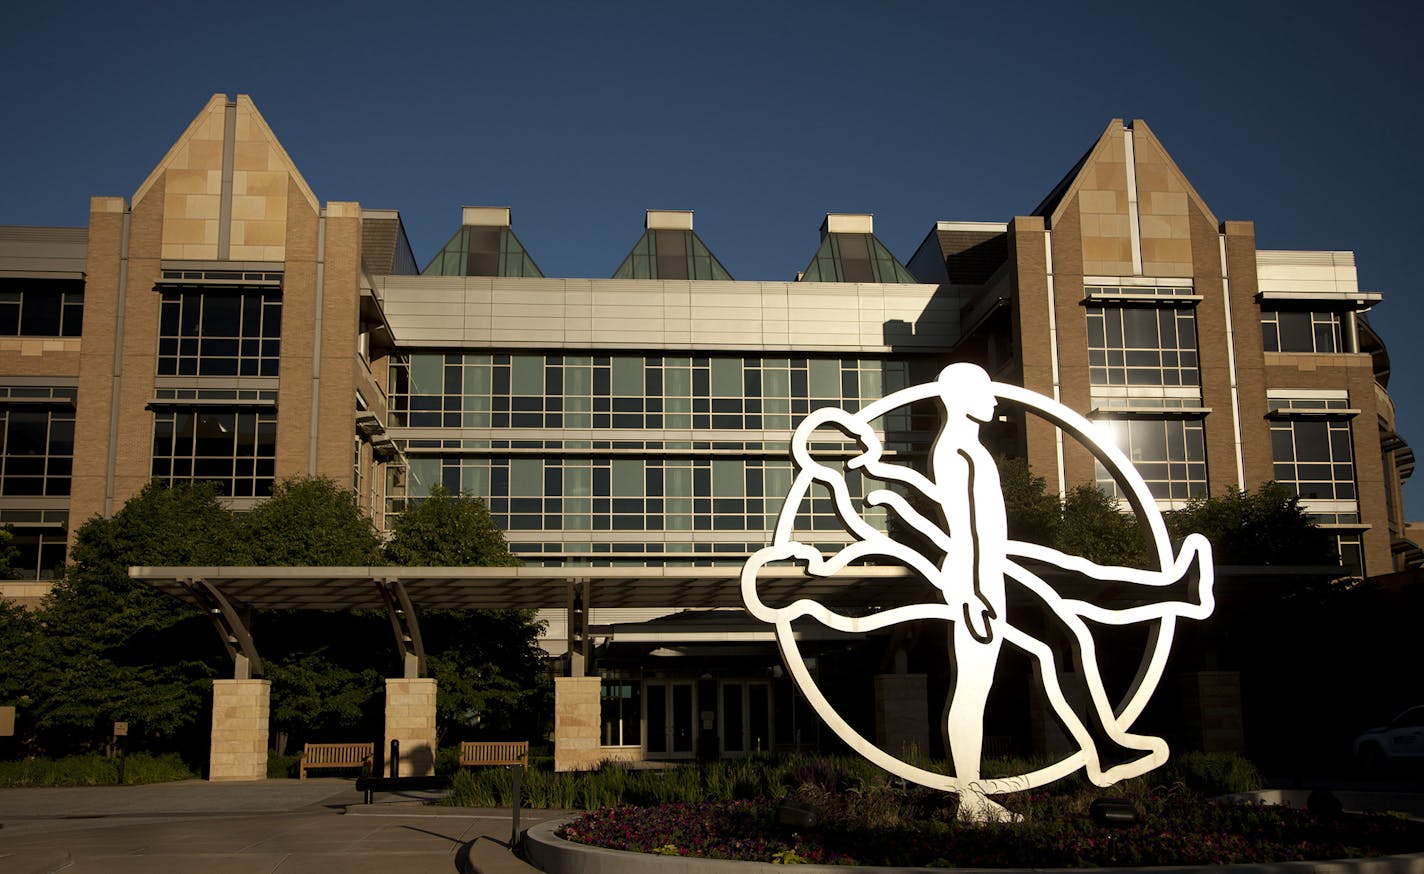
top-left (128, 565), bottom-right (916, 613)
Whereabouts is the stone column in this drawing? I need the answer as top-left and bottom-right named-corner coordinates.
top-left (874, 673), bottom-right (929, 759)
top-left (1179, 670), bottom-right (1244, 752)
top-left (553, 676), bottom-right (601, 772)
top-left (209, 679), bottom-right (270, 781)
top-left (384, 677), bottom-right (438, 777)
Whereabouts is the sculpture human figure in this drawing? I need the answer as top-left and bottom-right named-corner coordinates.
top-left (743, 363), bottom-right (1213, 820)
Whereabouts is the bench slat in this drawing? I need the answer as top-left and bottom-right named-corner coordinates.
top-left (459, 740), bottom-right (529, 768)
top-left (299, 743), bottom-right (374, 779)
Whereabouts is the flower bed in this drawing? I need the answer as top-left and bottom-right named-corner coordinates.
top-left (558, 792), bottom-right (1424, 868)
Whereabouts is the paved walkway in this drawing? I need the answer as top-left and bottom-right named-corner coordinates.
top-left (0, 779), bottom-right (567, 873)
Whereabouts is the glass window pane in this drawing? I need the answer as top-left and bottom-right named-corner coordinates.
top-left (510, 459), bottom-right (542, 495)
top-left (511, 355), bottom-right (543, 395)
top-left (713, 460), bottom-right (743, 497)
top-left (808, 360), bottom-right (840, 398)
top-left (612, 459), bottom-right (644, 497)
top-left (710, 358), bottom-right (741, 396)
top-left (611, 356), bottom-right (643, 395)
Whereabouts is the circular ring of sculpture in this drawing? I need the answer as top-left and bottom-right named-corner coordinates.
top-left (740, 364), bottom-right (1215, 819)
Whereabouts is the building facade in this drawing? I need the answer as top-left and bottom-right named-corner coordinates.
top-left (0, 97), bottom-right (1414, 767)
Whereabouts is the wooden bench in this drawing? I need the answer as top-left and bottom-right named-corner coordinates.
top-left (459, 740), bottom-right (529, 769)
top-left (299, 742), bottom-right (374, 779)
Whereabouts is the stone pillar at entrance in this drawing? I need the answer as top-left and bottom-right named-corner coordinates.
top-left (1179, 670), bottom-right (1244, 752)
top-left (553, 676), bottom-right (601, 772)
top-left (209, 679), bottom-right (271, 781)
top-left (874, 673), bottom-right (929, 759)
top-left (384, 677), bottom-right (438, 776)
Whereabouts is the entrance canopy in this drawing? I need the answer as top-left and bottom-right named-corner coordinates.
top-left (128, 564), bottom-right (917, 680)
top-left (128, 564), bottom-right (915, 611)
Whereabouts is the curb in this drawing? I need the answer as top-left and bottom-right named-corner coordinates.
top-left (524, 819), bottom-right (1424, 874)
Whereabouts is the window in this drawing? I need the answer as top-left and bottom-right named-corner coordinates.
top-left (157, 287), bottom-right (282, 376)
top-left (0, 404), bottom-right (74, 496)
top-left (387, 352), bottom-right (914, 432)
top-left (1262, 308), bottom-right (1343, 354)
top-left (387, 455), bottom-right (887, 536)
top-left (600, 679), bottom-right (641, 747)
top-left (1087, 304), bottom-right (1199, 389)
top-left (1271, 418), bottom-right (1355, 501)
top-left (1333, 532), bottom-right (1363, 578)
top-left (0, 278), bottom-right (83, 337)
top-left (1094, 418), bottom-right (1207, 501)
top-left (7, 525), bottom-right (68, 580)
top-left (151, 409), bottom-right (277, 497)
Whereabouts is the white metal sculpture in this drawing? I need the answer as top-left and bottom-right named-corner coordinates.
top-left (741, 363), bottom-right (1215, 821)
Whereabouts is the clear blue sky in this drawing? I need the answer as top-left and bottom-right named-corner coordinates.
top-left (4, 1), bottom-right (1422, 511)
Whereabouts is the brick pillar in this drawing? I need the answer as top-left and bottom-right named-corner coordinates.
top-left (1179, 670), bottom-right (1244, 752)
top-left (553, 676), bottom-right (601, 772)
top-left (384, 678), bottom-right (438, 777)
top-left (209, 679), bottom-right (270, 781)
top-left (874, 673), bottom-right (929, 759)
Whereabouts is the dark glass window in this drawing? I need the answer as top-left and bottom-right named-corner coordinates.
top-left (157, 287), bottom-right (282, 377)
top-left (0, 279), bottom-right (84, 337)
top-left (0, 405), bottom-right (75, 496)
top-left (1087, 304), bottom-right (1200, 389)
top-left (1094, 417), bottom-right (1207, 501)
top-left (1262, 308), bottom-right (1342, 354)
top-left (1270, 417), bottom-right (1355, 501)
top-left (151, 409), bottom-right (277, 497)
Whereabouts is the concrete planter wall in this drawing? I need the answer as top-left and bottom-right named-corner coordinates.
top-left (524, 819), bottom-right (1424, 874)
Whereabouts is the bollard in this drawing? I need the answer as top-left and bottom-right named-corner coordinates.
top-left (390, 739), bottom-right (400, 779)
top-left (510, 763), bottom-right (523, 847)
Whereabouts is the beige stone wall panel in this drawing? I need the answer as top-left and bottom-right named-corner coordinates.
top-left (0, 339), bottom-right (81, 373)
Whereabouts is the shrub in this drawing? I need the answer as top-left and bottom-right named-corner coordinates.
top-left (0, 752), bottom-right (194, 786)
top-left (1162, 750), bottom-right (1264, 795)
top-left (267, 751), bottom-right (301, 779)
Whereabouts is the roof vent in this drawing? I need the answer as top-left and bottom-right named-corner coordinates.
top-left (646, 210), bottom-right (694, 231)
top-left (461, 206), bottom-right (511, 227)
top-left (821, 213), bottom-right (874, 238)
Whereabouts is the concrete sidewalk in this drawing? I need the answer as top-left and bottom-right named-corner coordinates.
top-left (0, 779), bottom-right (565, 873)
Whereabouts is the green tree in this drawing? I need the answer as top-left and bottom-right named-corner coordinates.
top-left (385, 487), bottom-right (547, 740)
top-left (0, 526), bottom-right (20, 579)
top-left (237, 477), bottom-right (385, 566)
top-left (235, 477), bottom-right (389, 748)
top-left (1055, 483), bottom-right (1149, 568)
top-left (385, 486), bottom-right (518, 567)
top-left (1166, 482), bottom-right (1336, 568)
top-left (996, 456), bottom-right (1061, 546)
top-left (27, 481), bottom-right (239, 751)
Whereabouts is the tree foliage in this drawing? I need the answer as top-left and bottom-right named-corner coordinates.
top-left (1056, 483), bottom-right (1150, 568)
top-left (385, 486), bottom-right (519, 567)
top-left (1165, 482), bottom-right (1336, 568)
top-left (22, 482), bottom-right (238, 751)
top-left (0, 526), bottom-right (20, 579)
top-left (996, 457), bottom-right (1061, 547)
top-left (238, 476), bottom-right (385, 566)
top-left (385, 487), bottom-right (547, 739)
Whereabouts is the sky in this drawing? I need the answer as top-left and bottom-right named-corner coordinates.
top-left (3, 0), bottom-right (1422, 511)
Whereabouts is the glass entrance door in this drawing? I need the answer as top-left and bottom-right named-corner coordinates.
top-left (644, 680), bottom-right (696, 758)
top-left (720, 681), bottom-right (772, 756)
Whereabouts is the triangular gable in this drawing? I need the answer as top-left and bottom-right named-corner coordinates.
top-left (132, 94), bottom-right (319, 261)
